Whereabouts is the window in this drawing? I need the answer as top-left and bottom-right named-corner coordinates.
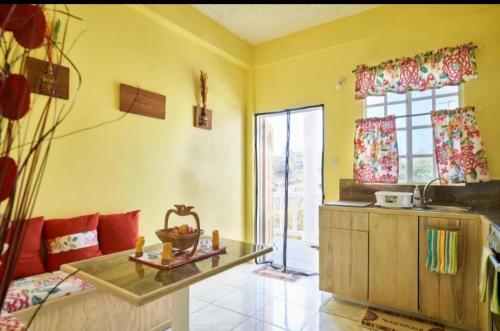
top-left (365, 86), bottom-right (460, 183)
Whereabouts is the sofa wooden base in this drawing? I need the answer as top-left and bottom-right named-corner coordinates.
top-left (11, 287), bottom-right (171, 331)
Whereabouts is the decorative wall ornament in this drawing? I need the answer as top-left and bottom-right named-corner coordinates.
top-left (335, 78), bottom-right (346, 90)
top-left (431, 106), bottom-right (490, 184)
top-left (26, 57), bottom-right (69, 99)
top-left (353, 116), bottom-right (399, 184)
top-left (119, 84), bottom-right (166, 120)
top-left (194, 70), bottom-right (212, 130)
top-left (353, 42), bottom-right (478, 99)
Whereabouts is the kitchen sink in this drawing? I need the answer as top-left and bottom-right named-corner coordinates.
top-left (417, 205), bottom-right (472, 212)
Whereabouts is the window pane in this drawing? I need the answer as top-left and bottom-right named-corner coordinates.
top-left (412, 99), bottom-right (432, 126)
top-left (387, 93), bottom-right (406, 102)
top-left (387, 103), bottom-right (406, 128)
top-left (411, 90), bottom-right (432, 98)
top-left (436, 85), bottom-right (459, 95)
top-left (412, 157), bottom-right (434, 183)
top-left (366, 106), bottom-right (384, 118)
top-left (436, 95), bottom-right (459, 110)
top-left (396, 130), bottom-right (406, 156)
top-left (413, 114), bottom-right (431, 127)
top-left (399, 157), bottom-right (408, 183)
top-left (366, 96), bottom-right (384, 105)
top-left (412, 128), bottom-right (433, 154)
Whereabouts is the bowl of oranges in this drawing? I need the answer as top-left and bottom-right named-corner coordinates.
top-left (155, 205), bottom-right (203, 256)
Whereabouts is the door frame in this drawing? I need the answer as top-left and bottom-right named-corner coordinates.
top-left (253, 104), bottom-right (325, 247)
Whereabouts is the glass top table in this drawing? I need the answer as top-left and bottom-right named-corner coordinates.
top-left (60, 238), bottom-right (272, 306)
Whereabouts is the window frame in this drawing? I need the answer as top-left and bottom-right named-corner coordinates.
top-left (364, 87), bottom-right (461, 184)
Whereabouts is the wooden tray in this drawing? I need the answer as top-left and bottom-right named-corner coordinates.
top-left (129, 246), bottom-right (227, 270)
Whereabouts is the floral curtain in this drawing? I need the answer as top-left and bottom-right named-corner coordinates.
top-left (353, 116), bottom-right (399, 183)
top-left (431, 106), bottom-right (490, 183)
top-left (354, 43), bottom-right (478, 99)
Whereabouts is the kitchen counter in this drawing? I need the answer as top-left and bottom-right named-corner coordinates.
top-left (321, 204), bottom-right (477, 219)
top-left (322, 203), bottom-right (500, 223)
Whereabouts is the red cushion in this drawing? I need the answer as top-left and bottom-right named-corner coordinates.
top-left (0, 217), bottom-right (46, 279)
top-left (98, 210), bottom-right (139, 254)
top-left (13, 216), bottom-right (46, 279)
top-left (42, 213), bottom-right (101, 272)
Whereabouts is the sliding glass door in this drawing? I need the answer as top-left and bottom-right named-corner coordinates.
top-left (255, 106), bottom-right (324, 274)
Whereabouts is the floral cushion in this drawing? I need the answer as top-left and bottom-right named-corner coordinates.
top-left (2, 271), bottom-right (93, 314)
top-left (0, 311), bottom-right (25, 331)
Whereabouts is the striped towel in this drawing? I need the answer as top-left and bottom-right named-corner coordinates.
top-left (480, 246), bottom-right (494, 303)
top-left (426, 228), bottom-right (458, 275)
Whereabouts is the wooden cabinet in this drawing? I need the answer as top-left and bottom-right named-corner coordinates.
top-left (319, 206), bottom-right (483, 328)
top-left (369, 212), bottom-right (418, 313)
top-left (319, 209), bottom-right (368, 301)
top-left (418, 217), bottom-right (480, 328)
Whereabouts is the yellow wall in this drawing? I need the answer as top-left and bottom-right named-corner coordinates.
top-left (247, 4), bottom-right (500, 240)
top-left (33, 5), bottom-right (249, 243)
top-left (29, 5), bottom-right (500, 244)
top-left (143, 5), bottom-right (252, 68)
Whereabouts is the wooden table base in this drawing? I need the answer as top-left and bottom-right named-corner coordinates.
top-left (171, 287), bottom-right (189, 331)
top-left (12, 288), bottom-right (171, 331)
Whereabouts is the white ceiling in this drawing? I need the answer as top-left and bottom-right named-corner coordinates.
top-left (192, 4), bottom-right (380, 45)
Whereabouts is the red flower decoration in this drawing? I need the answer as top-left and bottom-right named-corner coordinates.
top-left (0, 4), bottom-right (36, 31)
top-left (355, 164), bottom-right (376, 183)
top-left (0, 157), bottom-right (17, 202)
top-left (378, 174), bottom-right (398, 184)
top-left (0, 74), bottom-right (31, 120)
top-left (379, 117), bottom-right (396, 135)
top-left (400, 58), bottom-right (419, 88)
top-left (355, 66), bottom-right (375, 98)
top-left (460, 145), bottom-right (477, 175)
top-left (443, 48), bottom-right (472, 83)
top-left (12, 5), bottom-right (46, 49)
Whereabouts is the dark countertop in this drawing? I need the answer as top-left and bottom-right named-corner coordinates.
top-left (473, 208), bottom-right (500, 224)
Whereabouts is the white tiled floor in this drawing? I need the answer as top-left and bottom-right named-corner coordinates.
top-left (181, 262), bottom-right (356, 331)
top-left (172, 262), bottom-right (462, 331)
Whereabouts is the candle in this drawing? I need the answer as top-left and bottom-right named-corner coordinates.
top-left (212, 230), bottom-right (219, 250)
top-left (135, 262), bottom-right (145, 278)
top-left (162, 242), bottom-right (172, 261)
top-left (135, 236), bottom-right (145, 257)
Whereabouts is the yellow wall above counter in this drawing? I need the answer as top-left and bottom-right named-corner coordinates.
top-left (247, 5), bottom-right (500, 239)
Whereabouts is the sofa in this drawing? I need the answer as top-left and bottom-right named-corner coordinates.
top-left (0, 210), bottom-right (141, 330)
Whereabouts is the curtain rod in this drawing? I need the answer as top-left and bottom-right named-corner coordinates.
top-left (375, 106), bottom-right (478, 120)
top-left (394, 112), bottom-right (429, 119)
top-left (365, 112), bottom-right (440, 120)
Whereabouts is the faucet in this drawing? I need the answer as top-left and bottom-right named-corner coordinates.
top-left (422, 177), bottom-right (446, 209)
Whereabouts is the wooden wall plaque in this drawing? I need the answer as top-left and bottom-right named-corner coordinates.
top-left (193, 106), bottom-right (212, 130)
top-left (26, 57), bottom-right (69, 99)
top-left (120, 84), bottom-right (166, 120)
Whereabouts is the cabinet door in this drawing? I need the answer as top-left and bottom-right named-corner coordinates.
top-left (369, 213), bottom-right (418, 312)
top-left (419, 217), bottom-right (479, 328)
top-left (319, 209), bottom-right (368, 231)
top-left (319, 227), bottom-right (368, 301)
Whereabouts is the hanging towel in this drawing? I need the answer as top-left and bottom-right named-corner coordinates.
top-left (426, 229), bottom-right (458, 275)
top-left (480, 246), bottom-right (494, 303)
top-left (492, 269), bottom-right (500, 314)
